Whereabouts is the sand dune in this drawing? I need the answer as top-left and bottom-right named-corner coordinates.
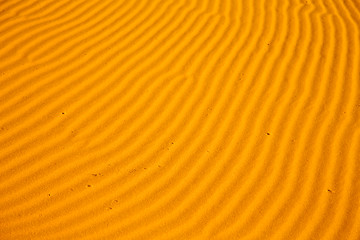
top-left (0, 0), bottom-right (359, 239)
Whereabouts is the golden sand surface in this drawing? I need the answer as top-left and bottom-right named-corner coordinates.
top-left (0, 0), bottom-right (360, 239)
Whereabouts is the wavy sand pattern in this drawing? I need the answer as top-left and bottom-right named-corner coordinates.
top-left (0, 0), bottom-right (360, 239)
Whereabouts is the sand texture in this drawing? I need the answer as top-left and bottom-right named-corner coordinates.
top-left (0, 0), bottom-right (360, 239)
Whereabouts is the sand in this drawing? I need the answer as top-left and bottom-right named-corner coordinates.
top-left (0, 0), bottom-right (359, 239)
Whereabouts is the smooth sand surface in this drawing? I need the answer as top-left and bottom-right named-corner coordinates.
top-left (1, 0), bottom-right (360, 239)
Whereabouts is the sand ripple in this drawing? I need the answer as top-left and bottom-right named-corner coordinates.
top-left (0, 0), bottom-right (359, 239)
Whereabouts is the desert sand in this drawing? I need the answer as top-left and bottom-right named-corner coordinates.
top-left (0, 0), bottom-right (359, 239)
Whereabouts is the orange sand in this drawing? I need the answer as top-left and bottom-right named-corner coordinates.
top-left (0, 0), bottom-right (360, 239)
